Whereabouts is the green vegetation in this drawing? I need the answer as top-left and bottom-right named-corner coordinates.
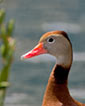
top-left (0, 9), bottom-right (15, 106)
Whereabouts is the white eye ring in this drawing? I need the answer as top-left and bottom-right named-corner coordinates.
top-left (47, 38), bottom-right (55, 44)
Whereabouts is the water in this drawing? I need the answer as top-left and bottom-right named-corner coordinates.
top-left (0, 0), bottom-right (85, 105)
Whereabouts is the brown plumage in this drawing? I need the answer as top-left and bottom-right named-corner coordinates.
top-left (21, 30), bottom-right (85, 106)
top-left (42, 65), bottom-right (84, 106)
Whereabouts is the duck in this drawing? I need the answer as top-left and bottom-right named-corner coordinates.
top-left (21, 30), bottom-right (85, 106)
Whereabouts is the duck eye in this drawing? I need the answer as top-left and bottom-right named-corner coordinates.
top-left (47, 38), bottom-right (55, 43)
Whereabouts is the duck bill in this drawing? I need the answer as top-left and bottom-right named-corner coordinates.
top-left (21, 43), bottom-right (47, 59)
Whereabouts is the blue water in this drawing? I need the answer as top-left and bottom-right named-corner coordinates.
top-left (0, 0), bottom-right (85, 106)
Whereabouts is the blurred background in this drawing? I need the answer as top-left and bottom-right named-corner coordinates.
top-left (0, 0), bottom-right (85, 106)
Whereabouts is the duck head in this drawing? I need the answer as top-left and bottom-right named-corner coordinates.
top-left (21, 31), bottom-right (73, 68)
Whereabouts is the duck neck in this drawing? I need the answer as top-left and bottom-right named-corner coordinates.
top-left (53, 64), bottom-right (70, 84)
top-left (54, 44), bottom-right (73, 84)
top-left (42, 64), bottom-right (72, 106)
